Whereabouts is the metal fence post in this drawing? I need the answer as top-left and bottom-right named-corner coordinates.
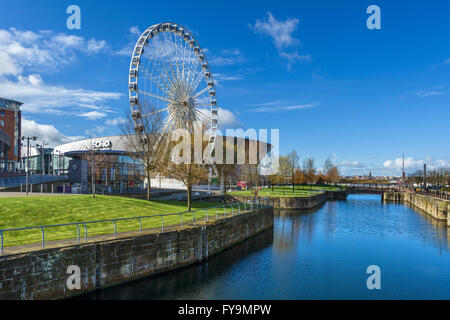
top-left (76, 224), bottom-right (80, 244)
top-left (139, 217), bottom-right (142, 234)
top-left (193, 213), bottom-right (196, 226)
top-left (1, 231), bottom-right (3, 255)
top-left (84, 223), bottom-right (87, 243)
top-left (160, 216), bottom-right (164, 232)
top-left (41, 227), bottom-right (45, 248)
top-left (113, 220), bottom-right (117, 239)
top-left (179, 214), bottom-right (183, 228)
top-left (205, 209), bottom-right (208, 223)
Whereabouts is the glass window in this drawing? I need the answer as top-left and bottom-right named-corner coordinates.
top-left (0, 110), bottom-right (4, 116)
top-left (0, 120), bottom-right (4, 126)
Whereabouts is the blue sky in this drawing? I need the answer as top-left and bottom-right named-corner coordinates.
top-left (0, 0), bottom-right (449, 176)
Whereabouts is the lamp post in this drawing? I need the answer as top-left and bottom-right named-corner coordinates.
top-left (21, 136), bottom-right (38, 195)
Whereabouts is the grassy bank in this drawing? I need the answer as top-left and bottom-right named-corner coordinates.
top-left (0, 195), bottom-right (241, 247)
top-left (229, 185), bottom-right (340, 197)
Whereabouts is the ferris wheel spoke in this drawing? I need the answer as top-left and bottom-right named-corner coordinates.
top-left (142, 104), bottom-right (178, 117)
top-left (140, 62), bottom-right (174, 98)
top-left (138, 90), bottom-right (176, 104)
top-left (193, 86), bottom-right (210, 99)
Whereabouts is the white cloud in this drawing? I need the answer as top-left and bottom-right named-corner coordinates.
top-left (209, 48), bottom-right (244, 66)
top-left (416, 90), bottom-right (447, 98)
top-left (21, 118), bottom-right (84, 147)
top-left (382, 157), bottom-right (449, 171)
top-left (106, 117), bottom-right (127, 126)
top-left (252, 102), bottom-right (319, 113)
top-left (198, 107), bottom-right (242, 128)
top-left (251, 12), bottom-right (299, 50)
top-left (250, 12), bottom-right (309, 67)
top-left (339, 160), bottom-right (366, 169)
top-left (79, 111), bottom-right (107, 120)
top-left (0, 74), bottom-right (121, 116)
top-left (85, 125), bottom-right (107, 137)
top-left (115, 26), bottom-right (141, 56)
top-left (0, 28), bottom-right (108, 75)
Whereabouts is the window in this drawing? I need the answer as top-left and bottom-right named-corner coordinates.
top-left (0, 120), bottom-right (4, 126)
top-left (0, 110), bottom-right (4, 117)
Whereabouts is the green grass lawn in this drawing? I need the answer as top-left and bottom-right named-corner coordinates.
top-left (229, 185), bottom-right (342, 197)
top-left (0, 195), bottom-right (245, 247)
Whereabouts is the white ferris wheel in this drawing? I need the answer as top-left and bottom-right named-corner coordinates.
top-left (128, 22), bottom-right (218, 164)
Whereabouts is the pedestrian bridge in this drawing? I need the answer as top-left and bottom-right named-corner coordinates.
top-left (0, 174), bottom-right (68, 190)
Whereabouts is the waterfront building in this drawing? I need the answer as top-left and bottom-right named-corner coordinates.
top-left (0, 98), bottom-right (22, 172)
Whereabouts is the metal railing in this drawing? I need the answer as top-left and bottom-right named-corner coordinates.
top-left (0, 199), bottom-right (272, 255)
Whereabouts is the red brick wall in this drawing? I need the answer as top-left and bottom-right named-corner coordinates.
top-left (0, 108), bottom-right (19, 161)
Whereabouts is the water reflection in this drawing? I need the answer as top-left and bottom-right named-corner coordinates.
top-left (79, 194), bottom-right (450, 299)
top-left (80, 228), bottom-right (273, 300)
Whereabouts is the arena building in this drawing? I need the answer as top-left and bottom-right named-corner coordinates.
top-left (19, 134), bottom-right (274, 193)
top-left (0, 98), bottom-right (22, 172)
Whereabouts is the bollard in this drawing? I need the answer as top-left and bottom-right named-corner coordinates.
top-left (41, 184), bottom-right (43, 194)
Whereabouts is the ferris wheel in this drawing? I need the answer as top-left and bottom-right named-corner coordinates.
top-left (128, 22), bottom-right (218, 164)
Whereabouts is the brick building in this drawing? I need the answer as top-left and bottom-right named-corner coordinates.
top-left (0, 97), bottom-right (22, 171)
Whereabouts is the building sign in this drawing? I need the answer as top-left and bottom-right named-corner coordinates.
top-left (91, 140), bottom-right (112, 149)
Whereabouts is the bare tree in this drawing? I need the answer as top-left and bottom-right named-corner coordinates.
top-left (303, 156), bottom-right (317, 184)
top-left (287, 150), bottom-right (299, 193)
top-left (163, 128), bottom-right (208, 211)
top-left (122, 107), bottom-right (168, 201)
top-left (324, 156), bottom-right (339, 184)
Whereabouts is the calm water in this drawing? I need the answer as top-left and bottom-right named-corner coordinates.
top-left (81, 195), bottom-right (450, 299)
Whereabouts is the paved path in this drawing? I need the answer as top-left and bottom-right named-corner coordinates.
top-left (0, 192), bottom-right (77, 197)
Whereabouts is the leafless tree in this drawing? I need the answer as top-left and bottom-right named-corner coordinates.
top-left (122, 107), bottom-right (169, 201)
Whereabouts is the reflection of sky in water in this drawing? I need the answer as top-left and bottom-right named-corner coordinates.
top-left (80, 194), bottom-right (450, 300)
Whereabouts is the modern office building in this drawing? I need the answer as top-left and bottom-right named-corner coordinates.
top-left (0, 97), bottom-right (22, 171)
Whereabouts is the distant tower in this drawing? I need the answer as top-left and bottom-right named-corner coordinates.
top-left (402, 153), bottom-right (405, 180)
top-left (423, 163), bottom-right (427, 188)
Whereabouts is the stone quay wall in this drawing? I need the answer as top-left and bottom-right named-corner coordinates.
top-left (383, 192), bottom-right (449, 224)
top-left (227, 191), bottom-right (347, 210)
top-left (0, 207), bottom-right (273, 300)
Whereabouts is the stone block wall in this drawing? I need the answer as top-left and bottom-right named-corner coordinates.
top-left (0, 207), bottom-right (273, 300)
top-left (383, 192), bottom-right (448, 223)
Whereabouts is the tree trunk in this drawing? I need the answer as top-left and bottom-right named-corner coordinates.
top-left (187, 184), bottom-right (192, 211)
top-left (146, 169), bottom-right (151, 201)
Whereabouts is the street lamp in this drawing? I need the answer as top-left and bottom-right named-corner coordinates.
top-left (21, 135), bottom-right (38, 195)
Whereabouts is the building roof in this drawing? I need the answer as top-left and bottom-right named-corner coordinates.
top-left (0, 97), bottom-right (23, 111)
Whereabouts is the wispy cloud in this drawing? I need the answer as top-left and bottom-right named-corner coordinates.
top-left (209, 48), bottom-right (245, 66)
top-left (251, 102), bottom-right (319, 113)
top-left (444, 58), bottom-right (450, 64)
top-left (416, 90), bottom-right (448, 98)
top-left (115, 26), bottom-right (141, 56)
top-left (250, 12), bottom-right (310, 68)
top-left (0, 74), bottom-right (121, 116)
